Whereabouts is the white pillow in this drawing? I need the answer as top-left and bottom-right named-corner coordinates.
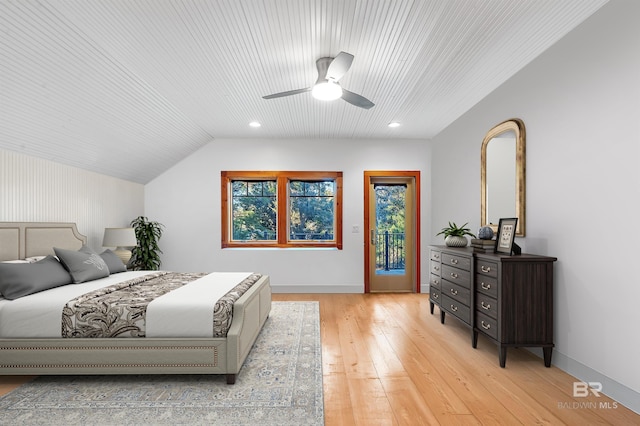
top-left (1, 260), bottom-right (30, 264)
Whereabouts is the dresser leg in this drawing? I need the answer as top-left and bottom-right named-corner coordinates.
top-left (543, 347), bottom-right (553, 367)
top-left (499, 347), bottom-right (507, 368)
top-left (430, 301), bottom-right (434, 315)
top-left (440, 309), bottom-right (445, 324)
top-left (472, 330), bottom-right (478, 348)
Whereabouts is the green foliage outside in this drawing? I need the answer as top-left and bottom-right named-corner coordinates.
top-left (232, 180), bottom-right (335, 241)
top-left (232, 180), bottom-right (277, 240)
top-left (375, 185), bottom-right (406, 234)
top-left (374, 185), bottom-right (406, 270)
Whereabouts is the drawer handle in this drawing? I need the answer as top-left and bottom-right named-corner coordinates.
top-left (450, 304), bottom-right (458, 312)
top-left (481, 301), bottom-right (491, 310)
top-left (433, 293), bottom-right (439, 299)
top-left (481, 266), bottom-right (492, 273)
top-left (450, 259), bottom-right (458, 265)
top-left (433, 266), bottom-right (440, 271)
top-left (481, 321), bottom-right (491, 330)
top-left (450, 272), bottom-right (458, 279)
top-left (450, 288), bottom-right (458, 296)
top-left (481, 282), bottom-right (491, 290)
top-left (434, 254), bottom-right (440, 259)
top-left (434, 279), bottom-right (439, 285)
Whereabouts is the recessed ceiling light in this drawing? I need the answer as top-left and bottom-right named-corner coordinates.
top-left (249, 121), bottom-right (261, 128)
top-left (388, 122), bottom-right (401, 128)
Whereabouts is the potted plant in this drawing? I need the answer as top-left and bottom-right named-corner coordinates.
top-left (436, 221), bottom-right (476, 247)
top-left (129, 216), bottom-right (164, 270)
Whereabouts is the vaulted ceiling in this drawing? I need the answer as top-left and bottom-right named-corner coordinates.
top-left (0, 0), bottom-right (608, 183)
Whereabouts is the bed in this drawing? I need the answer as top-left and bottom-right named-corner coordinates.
top-left (0, 222), bottom-right (271, 384)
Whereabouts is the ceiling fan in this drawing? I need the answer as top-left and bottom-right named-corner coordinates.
top-left (262, 52), bottom-right (375, 109)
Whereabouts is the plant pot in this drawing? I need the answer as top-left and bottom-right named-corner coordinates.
top-left (445, 235), bottom-right (468, 247)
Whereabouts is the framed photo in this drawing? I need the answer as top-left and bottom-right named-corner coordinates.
top-left (495, 218), bottom-right (519, 255)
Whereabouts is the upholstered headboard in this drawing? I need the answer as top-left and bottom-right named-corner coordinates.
top-left (0, 222), bottom-right (87, 261)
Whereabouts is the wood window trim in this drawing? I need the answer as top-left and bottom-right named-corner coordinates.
top-left (221, 171), bottom-right (343, 249)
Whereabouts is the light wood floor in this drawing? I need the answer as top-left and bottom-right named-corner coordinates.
top-left (1, 293), bottom-right (638, 425)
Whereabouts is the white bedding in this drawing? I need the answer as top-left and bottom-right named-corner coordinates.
top-left (0, 271), bottom-right (251, 338)
top-left (146, 272), bottom-right (252, 338)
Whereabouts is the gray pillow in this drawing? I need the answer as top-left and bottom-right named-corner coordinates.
top-left (54, 246), bottom-right (110, 283)
top-left (0, 255), bottom-right (72, 300)
top-left (99, 249), bottom-right (127, 273)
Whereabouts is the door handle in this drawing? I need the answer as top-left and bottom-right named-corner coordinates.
top-left (371, 230), bottom-right (375, 244)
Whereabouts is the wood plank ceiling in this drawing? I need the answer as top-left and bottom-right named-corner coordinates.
top-left (0, 0), bottom-right (608, 183)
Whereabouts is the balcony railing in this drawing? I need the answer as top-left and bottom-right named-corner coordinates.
top-left (375, 231), bottom-right (405, 271)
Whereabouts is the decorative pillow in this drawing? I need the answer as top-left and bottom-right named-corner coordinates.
top-left (25, 255), bottom-right (48, 263)
top-left (99, 249), bottom-right (127, 273)
top-left (1, 260), bottom-right (30, 264)
top-left (54, 246), bottom-right (110, 283)
top-left (0, 255), bottom-right (72, 300)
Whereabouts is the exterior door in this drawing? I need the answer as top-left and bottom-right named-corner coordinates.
top-left (364, 171), bottom-right (420, 293)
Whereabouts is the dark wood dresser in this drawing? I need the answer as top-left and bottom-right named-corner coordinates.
top-left (429, 246), bottom-right (474, 343)
top-left (429, 245), bottom-right (557, 367)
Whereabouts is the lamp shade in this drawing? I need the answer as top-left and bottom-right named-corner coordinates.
top-left (103, 227), bottom-right (137, 265)
top-left (102, 228), bottom-right (137, 248)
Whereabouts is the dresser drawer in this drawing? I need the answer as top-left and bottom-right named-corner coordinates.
top-left (476, 274), bottom-right (498, 298)
top-left (476, 259), bottom-right (498, 278)
top-left (442, 295), bottom-right (470, 324)
top-left (430, 260), bottom-right (442, 276)
top-left (430, 250), bottom-right (441, 262)
top-left (430, 289), bottom-right (441, 305)
top-left (441, 252), bottom-right (471, 271)
top-left (442, 265), bottom-right (471, 288)
top-left (429, 274), bottom-right (441, 290)
top-left (477, 312), bottom-right (498, 340)
top-left (476, 292), bottom-right (497, 320)
top-left (441, 280), bottom-right (470, 307)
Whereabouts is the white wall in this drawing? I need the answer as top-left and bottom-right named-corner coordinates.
top-left (145, 138), bottom-right (430, 292)
top-left (0, 148), bottom-right (144, 250)
top-left (430, 0), bottom-right (639, 410)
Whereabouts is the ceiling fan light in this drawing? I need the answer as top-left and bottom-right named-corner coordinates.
top-left (312, 81), bottom-right (343, 101)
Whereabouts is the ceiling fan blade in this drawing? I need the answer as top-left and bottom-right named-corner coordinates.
top-left (326, 51), bottom-right (354, 82)
top-left (342, 89), bottom-right (375, 109)
top-left (262, 87), bottom-right (311, 99)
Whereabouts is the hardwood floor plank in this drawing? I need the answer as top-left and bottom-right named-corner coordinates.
top-left (323, 372), bottom-right (357, 425)
top-left (347, 377), bottom-right (398, 425)
top-left (380, 376), bottom-right (441, 425)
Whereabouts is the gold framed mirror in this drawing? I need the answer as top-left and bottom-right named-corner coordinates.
top-left (481, 118), bottom-right (525, 237)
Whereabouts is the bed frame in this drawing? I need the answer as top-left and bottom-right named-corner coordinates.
top-left (0, 222), bottom-right (271, 384)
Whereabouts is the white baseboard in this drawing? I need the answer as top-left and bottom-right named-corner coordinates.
top-left (273, 283), bottom-right (432, 294)
top-left (271, 284), bottom-right (364, 293)
top-left (533, 348), bottom-right (640, 414)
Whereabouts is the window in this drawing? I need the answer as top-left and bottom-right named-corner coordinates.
top-left (221, 171), bottom-right (343, 249)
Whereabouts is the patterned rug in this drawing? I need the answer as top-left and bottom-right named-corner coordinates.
top-left (0, 301), bottom-right (323, 426)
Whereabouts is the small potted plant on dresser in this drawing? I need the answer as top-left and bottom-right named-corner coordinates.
top-left (436, 221), bottom-right (476, 247)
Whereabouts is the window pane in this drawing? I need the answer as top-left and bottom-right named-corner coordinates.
top-left (289, 181), bottom-right (304, 196)
top-left (231, 180), bottom-right (277, 241)
top-left (318, 181), bottom-right (334, 196)
top-left (289, 180), bottom-right (335, 241)
top-left (232, 181), bottom-right (247, 196)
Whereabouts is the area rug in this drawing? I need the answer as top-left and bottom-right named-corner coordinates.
top-left (0, 301), bottom-right (323, 426)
